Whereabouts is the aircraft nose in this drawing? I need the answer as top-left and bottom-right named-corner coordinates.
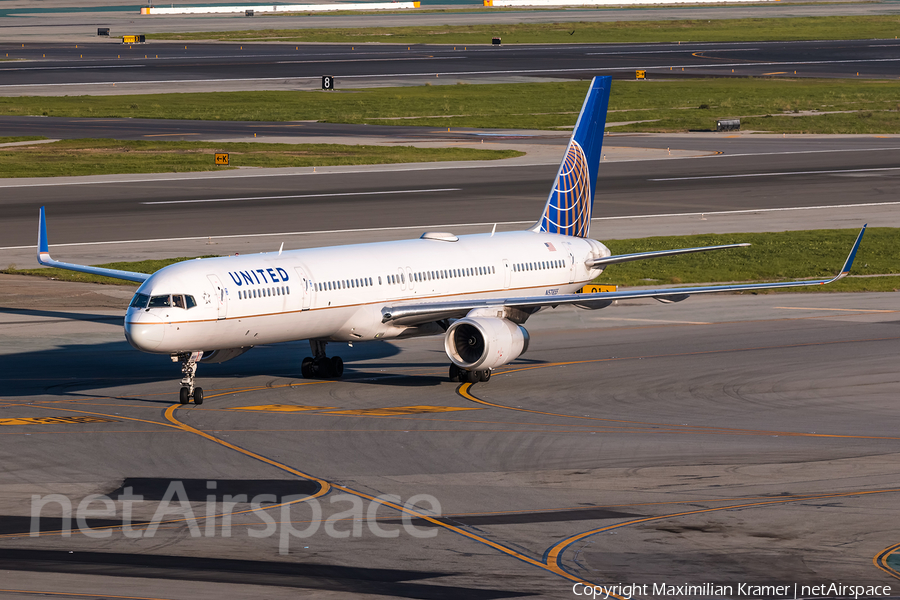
top-left (125, 310), bottom-right (165, 352)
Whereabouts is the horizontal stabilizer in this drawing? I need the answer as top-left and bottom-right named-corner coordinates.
top-left (587, 243), bottom-right (750, 268)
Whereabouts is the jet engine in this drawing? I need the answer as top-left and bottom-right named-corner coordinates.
top-left (444, 317), bottom-right (529, 370)
top-left (200, 347), bottom-right (252, 364)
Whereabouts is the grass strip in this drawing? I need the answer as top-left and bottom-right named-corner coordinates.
top-left (0, 138), bottom-right (523, 178)
top-left (597, 228), bottom-right (900, 293)
top-left (6, 229), bottom-right (898, 293)
top-left (0, 136), bottom-right (47, 143)
top-left (3, 79), bottom-right (900, 133)
top-left (148, 15), bottom-right (900, 44)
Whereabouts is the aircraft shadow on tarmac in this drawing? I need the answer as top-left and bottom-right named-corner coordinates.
top-left (0, 549), bottom-right (531, 599)
top-left (1, 337), bottom-right (490, 399)
top-left (0, 307), bottom-right (123, 324)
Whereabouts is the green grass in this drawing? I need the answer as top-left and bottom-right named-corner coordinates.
top-left (2, 79), bottom-right (899, 133)
top-left (4, 257), bottom-right (217, 286)
top-left (0, 136), bottom-right (46, 143)
top-left (0, 138), bottom-right (523, 177)
top-left (597, 228), bottom-right (900, 293)
top-left (148, 15), bottom-right (900, 44)
top-left (7, 229), bottom-right (898, 292)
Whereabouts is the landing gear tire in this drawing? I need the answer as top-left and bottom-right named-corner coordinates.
top-left (301, 356), bottom-right (314, 379)
top-left (330, 356), bottom-right (344, 378)
top-left (449, 364), bottom-right (461, 382)
top-left (465, 370), bottom-right (480, 384)
top-left (302, 341), bottom-right (344, 380)
top-left (479, 369), bottom-right (491, 382)
top-left (315, 357), bottom-right (333, 378)
top-left (175, 351), bottom-right (203, 405)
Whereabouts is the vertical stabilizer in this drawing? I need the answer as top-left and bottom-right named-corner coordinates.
top-left (532, 76), bottom-right (611, 238)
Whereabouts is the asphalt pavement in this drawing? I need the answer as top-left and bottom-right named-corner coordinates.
top-left (2, 39), bottom-right (899, 96)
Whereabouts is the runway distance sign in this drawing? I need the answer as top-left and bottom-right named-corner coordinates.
top-left (322, 76), bottom-right (334, 90)
top-left (0, 416), bottom-right (118, 426)
top-left (215, 153), bottom-right (229, 166)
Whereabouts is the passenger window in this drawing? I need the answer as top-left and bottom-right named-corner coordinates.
top-left (286, 286), bottom-right (290, 294)
top-left (378, 276), bottom-right (382, 285)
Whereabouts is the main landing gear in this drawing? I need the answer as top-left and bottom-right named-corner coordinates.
top-left (449, 364), bottom-right (491, 384)
top-left (301, 340), bottom-right (344, 379)
top-left (174, 351), bottom-right (204, 405)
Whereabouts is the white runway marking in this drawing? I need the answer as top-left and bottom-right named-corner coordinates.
top-left (274, 57), bottom-right (463, 65)
top-left (3, 202), bottom-right (895, 252)
top-left (591, 317), bottom-right (712, 325)
top-left (2, 56), bottom-right (897, 89)
top-left (586, 48), bottom-right (759, 55)
top-left (141, 188), bottom-right (460, 205)
top-left (776, 306), bottom-right (899, 313)
top-left (592, 201), bottom-right (900, 220)
top-left (0, 64), bottom-right (145, 72)
top-left (650, 166), bottom-right (900, 181)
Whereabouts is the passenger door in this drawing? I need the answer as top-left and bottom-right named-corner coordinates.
top-left (207, 274), bottom-right (227, 320)
top-left (293, 266), bottom-right (312, 311)
top-left (562, 242), bottom-right (576, 284)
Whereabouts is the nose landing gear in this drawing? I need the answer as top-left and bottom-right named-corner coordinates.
top-left (174, 351), bottom-right (204, 405)
top-left (301, 340), bottom-right (344, 379)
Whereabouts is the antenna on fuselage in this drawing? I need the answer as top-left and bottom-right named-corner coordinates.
top-left (278, 242), bottom-right (284, 256)
top-left (491, 223), bottom-right (496, 237)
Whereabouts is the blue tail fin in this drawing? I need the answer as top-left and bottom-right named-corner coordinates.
top-left (532, 76), bottom-right (611, 238)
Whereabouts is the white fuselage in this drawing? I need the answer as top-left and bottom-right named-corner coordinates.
top-left (124, 230), bottom-right (610, 355)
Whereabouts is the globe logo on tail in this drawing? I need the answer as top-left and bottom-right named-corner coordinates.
top-left (538, 140), bottom-right (591, 238)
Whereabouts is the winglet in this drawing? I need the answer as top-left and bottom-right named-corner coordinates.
top-left (835, 224), bottom-right (866, 280)
top-left (33, 206), bottom-right (150, 283)
top-left (38, 205), bottom-right (50, 262)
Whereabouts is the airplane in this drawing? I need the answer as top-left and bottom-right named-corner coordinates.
top-left (35, 76), bottom-right (866, 405)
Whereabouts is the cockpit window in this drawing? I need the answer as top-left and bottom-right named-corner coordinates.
top-left (185, 295), bottom-right (197, 309)
top-left (172, 295), bottom-right (186, 309)
top-left (129, 293), bottom-right (149, 309)
top-left (148, 295), bottom-right (172, 308)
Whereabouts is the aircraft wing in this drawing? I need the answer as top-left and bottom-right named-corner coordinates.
top-left (382, 226), bottom-right (866, 326)
top-left (36, 206), bottom-right (150, 283)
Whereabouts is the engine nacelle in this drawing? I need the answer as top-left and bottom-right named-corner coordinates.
top-left (573, 299), bottom-right (613, 311)
top-left (444, 317), bottom-right (529, 370)
top-left (200, 347), bottom-right (252, 364)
